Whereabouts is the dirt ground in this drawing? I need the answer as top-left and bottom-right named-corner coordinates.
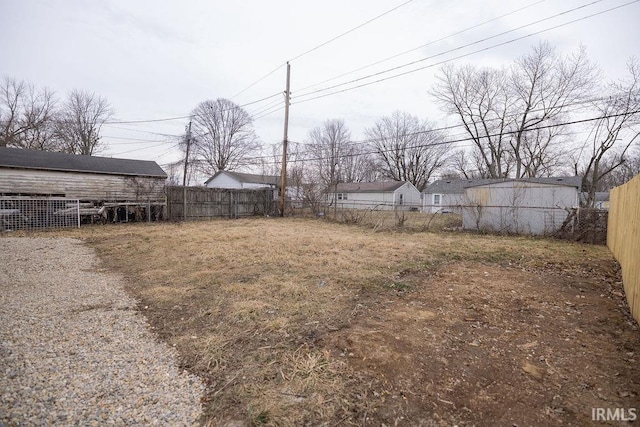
top-left (39, 218), bottom-right (640, 426)
top-left (327, 262), bottom-right (639, 426)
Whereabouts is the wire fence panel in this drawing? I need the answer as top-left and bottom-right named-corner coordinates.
top-left (575, 208), bottom-right (608, 244)
top-left (0, 197), bottom-right (79, 231)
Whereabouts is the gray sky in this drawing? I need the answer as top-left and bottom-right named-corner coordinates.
top-left (2, 0), bottom-right (639, 173)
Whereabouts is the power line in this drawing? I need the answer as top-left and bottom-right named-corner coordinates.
top-left (103, 92), bottom-right (282, 125)
top-left (291, 93), bottom-right (630, 148)
top-left (252, 104), bottom-right (284, 121)
top-left (249, 96), bottom-right (285, 118)
top-left (230, 64), bottom-right (286, 100)
top-left (102, 124), bottom-right (181, 138)
top-left (104, 115), bottom-right (192, 125)
top-left (102, 93), bottom-right (629, 162)
top-left (288, 0), bottom-right (414, 63)
top-left (236, 92), bottom-right (283, 107)
top-left (228, 0), bottom-right (413, 103)
top-left (102, 135), bottom-right (177, 144)
top-left (237, 109), bottom-right (640, 166)
top-left (298, 0), bottom-right (608, 102)
top-left (153, 143), bottom-right (184, 161)
top-left (295, 0), bottom-right (546, 93)
top-left (294, 0), bottom-right (613, 102)
top-left (107, 143), bottom-right (178, 156)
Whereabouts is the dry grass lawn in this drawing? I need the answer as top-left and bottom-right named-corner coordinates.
top-left (39, 218), bottom-right (640, 426)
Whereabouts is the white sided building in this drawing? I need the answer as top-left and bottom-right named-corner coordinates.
top-left (332, 181), bottom-right (422, 211)
top-left (462, 177), bottom-right (582, 235)
top-left (204, 170), bottom-right (280, 200)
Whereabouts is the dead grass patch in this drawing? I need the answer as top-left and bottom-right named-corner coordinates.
top-left (27, 217), bottom-right (640, 426)
top-left (295, 208), bottom-right (462, 232)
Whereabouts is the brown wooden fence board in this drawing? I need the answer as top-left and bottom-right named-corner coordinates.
top-left (608, 174), bottom-right (640, 324)
top-left (166, 186), bottom-right (274, 220)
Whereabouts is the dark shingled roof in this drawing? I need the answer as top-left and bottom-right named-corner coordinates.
top-left (336, 181), bottom-right (407, 193)
top-left (424, 178), bottom-right (493, 194)
top-left (425, 176), bottom-right (583, 194)
top-left (0, 146), bottom-right (167, 177)
top-left (205, 170), bottom-right (280, 186)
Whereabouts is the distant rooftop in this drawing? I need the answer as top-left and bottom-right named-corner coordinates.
top-left (0, 146), bottom-right (167, 178)
top-left (424, 176), bottom-right (583, 194)
top-left (205, 170), bottom-right (280, 186)
top-left (336, 181), bottom-right (407, 193)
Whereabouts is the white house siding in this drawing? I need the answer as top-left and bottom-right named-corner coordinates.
top-left (206, 172), bottom-right (279, 199)
top-left (205, 172), bottom-right (242, 189)
top-left (423, 192), bottom-right (466, 213)
top-left (0, 169), bottom-right (165, 201)
top-left (337, 182), bottom-right (421, 211)
top-left (462, 181), bottom-right (578, 235)
top-left (395, 182), bottom-right (421, 210)
top-left (336, 191), bottom-right (395, 210)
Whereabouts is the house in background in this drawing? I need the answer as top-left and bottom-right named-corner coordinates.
top-left (333, 181), bottom-right (421, 211)
top-left (593, 192), bottom-right (610, 210)
top-left (462, 176), bottom-right (582, 235)
top-left (423, 178), bottom-right (493, 213)
top-left (0, 146), bottom-right (167, 202)
top-left (580, 191), bottom-right (610, 210)
top-left (205, 170), bottom-right (280, 200)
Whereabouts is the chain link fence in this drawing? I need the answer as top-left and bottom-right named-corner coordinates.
top-left (554, 207), bottom-right (609, 244)
top-left (0, 197), bottom-right (80, 231)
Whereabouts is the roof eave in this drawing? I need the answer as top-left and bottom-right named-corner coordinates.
top-left (1, 164), bottom-right (167, 178)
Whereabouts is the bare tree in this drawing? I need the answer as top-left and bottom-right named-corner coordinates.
top-left (365, 111), bottom-right (450, 191)
top-left (596, 149), bottom-right (640, 189)
top-left (55, 90), bottom-right (113, 155)
top-left (515, 123), bottom-right (572, 177)
top-left (285, 142), bottom-right (311, 208)
top-left (0, 77), bottom-right (57, 150)
top-left (191, 98), bottom-right (260, 175)
top-left (432, 65), bottom-right (511, 178)
top-left (262, 141), bottom-right (310, 205)
top-left (339, 142), bottom-right (380, 183)
top-left (20, 85), bottom-right (57, 151)
top-left (442, 149), bottom-right (485, 180)
top-left (260, 140), bottom-right (306, 178)
top-left (174, 128), bottom-right (201, 186)
top-left (509, 42), bottom-right (596, 177)
top-left (431, 42), bottom-right (597, 179)
top-left (163, 160), bottom-right (184, 186)
top-left (306, 119), bottom-right (352, 192)
top-left (576, 58), bottom-right (640, 206)
top-left (257, 142), bottom-right (284, 177)
top-left (0, 77), bottom-right (27, 147)
top-left (1, 77), bottom-right (27, 147)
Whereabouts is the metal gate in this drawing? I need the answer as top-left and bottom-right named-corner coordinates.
top-left (0, 197), bottom-right (80, 231)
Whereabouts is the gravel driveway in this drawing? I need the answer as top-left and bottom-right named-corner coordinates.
top-left (0, 238), bottom-right (204, 426)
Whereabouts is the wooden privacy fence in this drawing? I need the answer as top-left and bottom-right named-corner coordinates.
top-left (166, 186), bottom-right (275, 220)
top-left (608, 174), bottom-right (640, 324)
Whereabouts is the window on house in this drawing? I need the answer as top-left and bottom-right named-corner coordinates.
top-left (433, 194), bottom-right (441, 206)
top-left (399, 194), bottom-right (404, 205)
top-left (337, 193), bottom-right (347, 200)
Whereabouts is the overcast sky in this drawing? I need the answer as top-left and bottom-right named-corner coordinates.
top-left (2, 0), bottom-right (639, 175)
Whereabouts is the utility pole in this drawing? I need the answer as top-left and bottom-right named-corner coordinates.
top-left (182, 120), bottom-right (192, 221)
top-left (280, 62), bottom-right (291, 217)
